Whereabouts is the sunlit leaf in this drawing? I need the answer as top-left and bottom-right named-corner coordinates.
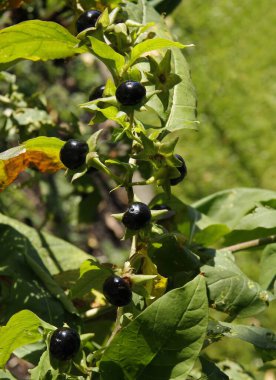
top-left (0, 20), bottom-right (87, 69)
top-left (129, 38), bottom-right (185, 67)
top-left (0, 310), bottom-right (53, 369)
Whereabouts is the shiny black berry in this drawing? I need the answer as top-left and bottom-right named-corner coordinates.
top-left (122, 202), bottom-right (151, 230)
top-left (103, 275), bottom-right (132, 307)
top-left (76, 10), bottom-right (101, 33)
top-left (89, 84), bottom-right (105, 101)
top-left (170, 154), bottom-right (187, 186)
top-left (60, 139), bottom-right (89, 170)
top-left (49, 327), bottom-right (81, 361)
top-left (115, 81), bottom-right (146, 106)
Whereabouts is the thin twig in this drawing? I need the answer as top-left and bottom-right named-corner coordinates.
top-left (222, 235), bottom-right (276, 253)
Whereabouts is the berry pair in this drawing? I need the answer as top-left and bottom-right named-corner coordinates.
top-left (89, 82), bottom-right (146, 106)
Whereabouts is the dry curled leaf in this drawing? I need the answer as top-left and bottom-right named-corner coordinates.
top-left (0, 136), bottom-right (64, 191)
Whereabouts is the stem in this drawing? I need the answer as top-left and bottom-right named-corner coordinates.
top-left (106, 307), bottom-right (123, 346)
top-left (222, 235), bottom-right (276, 253)
top-left (130, 235), bottom-right (137, 257)
top-left (126, 111), bottom-right (136, 204)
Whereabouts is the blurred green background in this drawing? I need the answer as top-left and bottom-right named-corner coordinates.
top-left (172, 0), bottom-right (276, 202)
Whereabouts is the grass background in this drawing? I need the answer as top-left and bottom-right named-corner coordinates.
top-left (171, 0), bottom-right (275, 202)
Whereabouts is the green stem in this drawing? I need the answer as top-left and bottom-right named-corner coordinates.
top-left (222, 235), bottom-right (276, 253)
top-left (106, 307), bottom-right (123, 347)
top-left (130, 176), bottom-right (155, 187)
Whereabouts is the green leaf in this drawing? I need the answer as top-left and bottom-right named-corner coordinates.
top-left (216, 360), bottom-right (255, 380)
top-left (88, 37), bottom-right (125, 76)
top-left (0, 21), bottom-right (86, 68)
top-left (259, 243), bottom-right (276, 290)
top-left (0, 224), bottom-right (76, 323)
top-left (129, 38), bottom-right (185, 67)
top-left (200, 357), bottom-right (229, 380)
top-left (234, 206), bottom-right (276, 230)
top-left (100, 275), bottom-right (208, 380)
top-left (149, 233), bottom-right (200, 277)
top-left (70, 260), bottom-right (112, 299)
top-left (201, 250), bottom-right (270, 317)
top-left (0, 213), bottom-right (90, 277)
top-left (0, 310), bottom-right (51, 369)
top-left (12, 108), bottom-right (53, 127)
top-left (0, 369), bottom-right (16, 379)
top-left (193, 188), bottom-right (276, 229)
top-left (217, 322), bottom-right (276, 351)
top-left (191, 188), bottom-right (276, 245)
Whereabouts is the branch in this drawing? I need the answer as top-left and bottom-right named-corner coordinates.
top-left (222, 235), bottom-right (276, 253)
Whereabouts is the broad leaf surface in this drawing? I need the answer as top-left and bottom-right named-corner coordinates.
top-left (129, 38), bottom-right (184, 67)
top-left (216, 360), bottom-right (255, 380)
top-left (190, 188), bottom-right (276, 245)
top-left (100, 275), bottom-right (208, 380)
top-left (88, 37), bottom-right (125, 76)
top-left (199, 357), bottom-right (229, 380)
top-left (70, 260), bottom-right (112, 299)
top-left (259, 243), bottom-right (276, 290)
top-left (193, 188), bottom-right (276, 229)
top-left (0, 137), bottom-right (64, 191)
top-left (217, 322), bottom-right (276, 351)
top-left (201, 250), bottom-right (270, 317)
top-left (0, 310), bottom-right (52, 369)
top-left (0, 212), bottom-right (90, 277)
top-left (0, 20), bottom-right (86, 69)
top-left (0, 225), bottom-right (77, 322)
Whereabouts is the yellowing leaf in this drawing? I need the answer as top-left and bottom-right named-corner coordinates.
top-left (0, 137), bottom-right (64, 191)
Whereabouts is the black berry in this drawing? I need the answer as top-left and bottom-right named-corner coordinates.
top-left (170, 154), bottom-right (187, 186)
top-left (103, 275), bottom-right (132, 307)
top-left (60, 139), bottom-right (89, 170)
top-left (49, 327), bottom-right (81, 361)
top-left (115, 81), bottom-right (146, 106)
top-left (89, 84), bottom-right (105, 101)
top-left (76, 10), bottom-right (101, 33)
top-left (122, 202), bottom-right (151, 230)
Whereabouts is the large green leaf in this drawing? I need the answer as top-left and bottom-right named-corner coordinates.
top-left (124, 0), bottom-right (197, 132)
top-left (190, 188), bottom-right (276, 245)
top-left (199, 357), bottom-right (229, 380)
top-left (100, 275), bottom-right (208, 380)
top-left (0, 213), bottom-right (90, 276)
top-left (193, 188), bottom-right (276, 229)
top-left (0, 310), bottom-right (53, 369)
top-left (0, 20), bottom-right (86, 69)
top-left (201, 250), bottom-right (270, 317)
top-left (259, 243), bottom-right (276, 290)
top-left (0, 225), bottom-right (75, 323)
top-left (217, 322), bottom-right (276, 352)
